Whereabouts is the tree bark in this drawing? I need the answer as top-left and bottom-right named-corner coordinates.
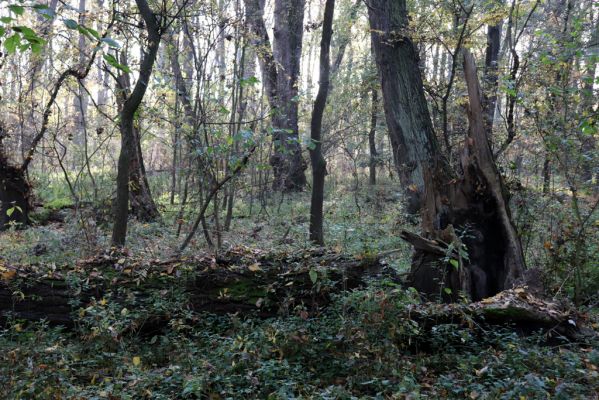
top-left (368, 87), bottom-right (378, 186)
top-left (244, 0), bottom-right (307, 191)
top-left (0, 249), bottom-right (390, 326)
top-left (368, 0), bottom-right (440, 207)
top-left (309, 0), bottom-right (335, 245)
top-left (112, 0), bottom-right (162, 246)
top-left (482, 3), bottom-right (503, 134)
top-left (0, 149), bottom-right (30, 230)
top-left (113, 50), bottom-right (160, 223)
top-left (368, 0), bottom-right (525, 302)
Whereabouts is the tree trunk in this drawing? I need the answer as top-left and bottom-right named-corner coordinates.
top-left (114, 50), bottom-right (160, 223)
top-left (244, 0), bottom-right (307, 191)
top-left (403, 51), bottom-right (525, 302)
top-left (482, 2), bottom-right (503, 134)
top-left (0, 152), bottom-right (30, 230)
top-left (309, 0), bottom-right (335, 245)
top-left (368, 0), bottom-right (439, 209)
top-left (580, 9), bottom-right (598, 188)
top-left (368, 87), bottom-right (378, 186)
top-left (112, 0), bottom-right (162, 246)
top-left (368, 0), bottom-right (525, 302)
top-left (0, 249), bottom-right (390, 326)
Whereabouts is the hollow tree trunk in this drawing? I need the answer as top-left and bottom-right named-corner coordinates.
top-left (403, 51), bottom-right (526, 302)
top-left (308, 0), bottom-right (335, 246)
top-left (368, 0), bottom-right (525, 302)
top-left (112, 0), bottom-right (162, 246)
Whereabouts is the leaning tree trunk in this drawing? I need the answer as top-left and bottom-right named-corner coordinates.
top-left (368, 0), bottom-right (525, 302)
top-left (368, 0), bottom-right (439, 209)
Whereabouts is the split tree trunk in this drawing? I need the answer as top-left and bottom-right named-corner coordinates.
top-left (482, 1), bottom-right (502, 134)
top-left (368, 0), bottom-right (525, 302)
top-left (403, 50), bottom-right (525, 302)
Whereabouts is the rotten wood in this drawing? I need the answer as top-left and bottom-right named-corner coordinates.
top-left (0, 248), bottom-right (393, 327)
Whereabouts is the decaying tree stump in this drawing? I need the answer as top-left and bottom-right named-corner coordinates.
top-left (0, 152), bottom-right (31, 230)
top-left (0, 248), bottom-right (393, 327)
top-left (403, 50), bottom-right (526, 302)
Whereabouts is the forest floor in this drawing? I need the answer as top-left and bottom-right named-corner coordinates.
top-left (1, 181), bottom-right (598, 399)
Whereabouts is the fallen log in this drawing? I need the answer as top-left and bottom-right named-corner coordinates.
top-left (0, 247), bottom-right (393, 327)
top-left (404, 287), bottom-right (592, 341)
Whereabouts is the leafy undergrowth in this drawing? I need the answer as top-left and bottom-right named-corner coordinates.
top-left (1, 283), bottom-right (598, 399)
top-left (1, 183), bottom-right (598, 399)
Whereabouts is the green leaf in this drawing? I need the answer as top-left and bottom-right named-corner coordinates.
top-left (6, 205), bottom-right (21, 217)
top-left (101, 37), bottom-right (121, 48)
top-left (4, 33), bottom-right (21, 54)
top-left (1, 17), bottom-right (14, 24)
top-left (444, 287), bottom-right (453, 295)
top-left (449, 259), bottom-right (459, 269)
top-left (8, 5), bottom-right (25, 16)
top-left (86, 27), bottom-right (101, 40)
top-left (0, 27), bottom-right (5, 37)
top-left (63, 19), bottom-right (79, 30)
top-left (103, 53), bottom-right (131, 73)
top-left (33, 4), bottom-right (56, 20)
top-left (309, 269), bottom-right (318, 284)
top-left (239, 76), bottom-right (259, 86)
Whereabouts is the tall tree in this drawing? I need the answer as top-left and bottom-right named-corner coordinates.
top-left (309, 0), bottom-right (335, 245)
top-left (111, 0), bottom-right (164, 246)
top-left (368, 0), bottom-right (438, 207)
top-left (244, 0), bottom-right (307, 191)
top-left (368, 0), bottom-right (525, 301)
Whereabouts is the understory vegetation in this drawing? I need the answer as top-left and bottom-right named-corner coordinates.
top-left (1, 181), bottom-right (598, 399)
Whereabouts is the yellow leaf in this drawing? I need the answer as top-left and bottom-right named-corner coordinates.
top-left (1, 269), bottom-right (16, 281)
top-left (248, 263), bottom-right (262, 272)
top-left (99, 298), bottom-right (107, 306)
top-left (14, 323), bottom-right (22, 332)
top-left (132, 356), bottom-right (141, 366)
